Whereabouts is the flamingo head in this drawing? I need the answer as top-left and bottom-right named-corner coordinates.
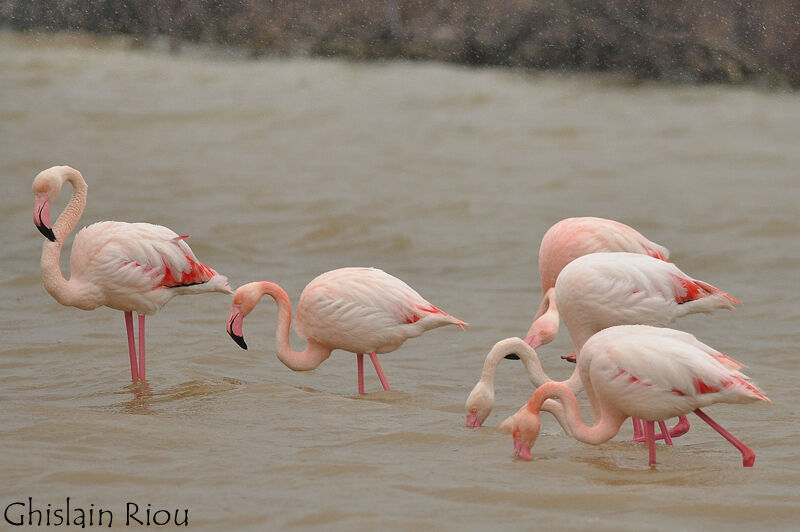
top-left (524, 313), bottom-right (559, 349)
top-left (498, 405), bottom-right (541, 461)
top-left (32, 167), bottom-right (67, 242)
top-left (226, 283), bottom-right (263, 350)
top-left (465, 381), bottom-right (493, 428)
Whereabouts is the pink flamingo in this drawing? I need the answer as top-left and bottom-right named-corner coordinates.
top-left (499, 325), bottom-right (770, 467)
top-left (32, 166), bottom-right (232, 381)
top-left (226, 267), bottom-right (466, 394)
top-left (525, 217), bottom-right (669, 349)
top-left (466, 252), bottom-right (739, 430)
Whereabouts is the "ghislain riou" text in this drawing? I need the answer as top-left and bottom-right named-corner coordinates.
top-left (4, 498), bottom-right (188, 527)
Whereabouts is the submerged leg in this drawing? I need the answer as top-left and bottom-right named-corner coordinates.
top-left (357, 353), bottom-right (365, 395)
top-left (644, 420), bottom-right (657, 466)
top-left (658, 421), bottom-right (674, 446)
top-left (124, 311), bottom-right (138, 381)
top-left (693, 408), bottom-right (755, 467)
top-left (368, 352), bottom-right (391, 391)
top-left (138, 314), bottom-right (146, 381)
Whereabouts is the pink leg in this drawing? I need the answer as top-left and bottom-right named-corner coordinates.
top-left (658, 421), bottom-right (674, 446)
top-left (631, 417), bottom-right (644, 440)
top-left (644, 420), bottom-right (657, 466)
top-left (693, 408), bottom-right (755, 467)
top-left (368, 352), bottom-right (391, 391)
top-left (633, 415), bottom-right (691, 442)
top-left (137, 314), bottom-right (146, 381)
top-left (124, 311), bottom-right (139, 381)
top-left (668, 415), bottom-right (691, 438)
top-left (357, 354), bottom-right (365, 395)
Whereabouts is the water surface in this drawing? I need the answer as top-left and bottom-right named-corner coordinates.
top-left (1, 32), bottom-right (798, 530)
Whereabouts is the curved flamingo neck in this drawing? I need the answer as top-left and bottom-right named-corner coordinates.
top-left (40, 168), bottom-right (92, 309)
top-left (528, 381), bottom-right (624, 445)
top-left (255, 282), bottom-right (332, 371)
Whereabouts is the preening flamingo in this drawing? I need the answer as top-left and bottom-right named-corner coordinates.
top-left (499, 325), bottom-right (770, 467)
top-left (226, 267), bottom-right (466, 394)
top-left (525, 217), bottom-right (669, 348)
top-left (465, 252), bottom-right (739, 429)
top-left (32, 166), bottom-right (232, 381)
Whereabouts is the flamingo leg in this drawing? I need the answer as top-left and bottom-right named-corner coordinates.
top-left (658, 421), bottom-right (674, 446)
top-left (368, 352), bottom-right (391, 391)
top-left (631, 418), bottom-right (644, 440)
top-left (632, 415), bottom-right (691, 442)
top-left (668, 415), bottom-right (691, 438)
top-left (124, 311), bottom-right (139, 381)
top-left (137, 314), bottom-right (146, 381)
top-left (644, 420), bottom-right (657, 466)
top-left (693, 408), bottom-right (755, 467)
top-left (357, 353), bottom-right (365, 395)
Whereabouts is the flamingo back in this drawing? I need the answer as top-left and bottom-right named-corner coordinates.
top-left (295, 267), bottom-right (464, 354)
top-left (582, 325), bottom-right (769, 421)
top-left (538, 217), bottom-right (669, 291)
top-left (555, 252), bottom-right (738, 348)
top-left (70, 221), bottom-right (230, 314)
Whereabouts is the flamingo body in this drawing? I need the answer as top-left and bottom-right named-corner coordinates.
top-left (555, 252), bottom-right (740, 349)
top-left (501, 325), bottom-right (769, 467)
top-left (227, 268), bottom-right (466, 393)
top-left (32, 166), bottom-right (232, 381)
top-left (67, 221), bottom-right (229, 314)
top-left (295, 267), bottom-right (463, 355)
top-left (526, 217), bottom-right (669, 346)
top-left (466, 252), bottom-right (738, 427)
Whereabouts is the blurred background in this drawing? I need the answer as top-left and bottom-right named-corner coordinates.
top-left (2, 0), bottom-right (800, 87)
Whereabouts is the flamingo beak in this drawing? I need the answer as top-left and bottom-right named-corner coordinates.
top-left (466, 412), bottom-right (482, 428)
top-left (513, 436), bottom-right (532, 460)
top-left (226, 305), bottom-right (247, 350)
top-left (34, 192), bottom-right (56, 242)
top-left (504, 353), bottom-right (520, 360)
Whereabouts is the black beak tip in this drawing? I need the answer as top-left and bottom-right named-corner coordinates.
top-left (228, 331), bottom-right (248, 350)
top-left (37, 224), bottom-right (56, 242)
top-left (504, 353), bottom-right (520, 360)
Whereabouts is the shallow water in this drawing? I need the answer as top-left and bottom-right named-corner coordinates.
top-left (1, 32), bottom-right (799, 530)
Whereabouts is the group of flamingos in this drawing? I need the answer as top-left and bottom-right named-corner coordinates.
top-left (32, 165), bottom-right (769, 468)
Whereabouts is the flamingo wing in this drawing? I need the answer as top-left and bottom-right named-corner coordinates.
top-left (70, 221), bottom-right (221, 312)
top-left (586, 325), bottom-right (769, 420)
top-left (296, 267), bottom-right (463, 352)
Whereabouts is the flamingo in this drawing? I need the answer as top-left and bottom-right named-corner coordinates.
top-left (465, 337), bottom-right (581, 428)
top-left (32, 165), bottom-right (232, 381)
top-left (525, 217), bottom-right (669, 349)
top-left (499, 325), bottom-right (770, 467)
top-left (465, 252), bottom-right (740, 431)
top-left (226, 267), bottom-right (467, 394)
